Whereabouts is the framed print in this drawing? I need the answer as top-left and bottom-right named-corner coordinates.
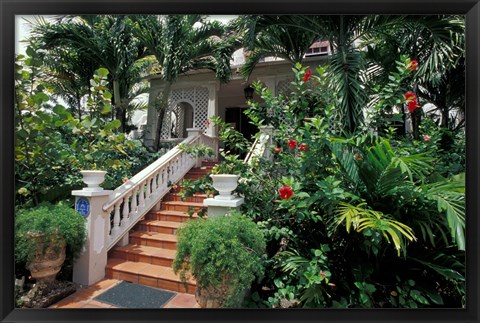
top-left (1, 0), bottom-right (479, 322)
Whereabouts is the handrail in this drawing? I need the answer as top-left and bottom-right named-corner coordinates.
top-left (244, 125), bottom-right (274, 164)
top-left (103, 132), bottom-right (218, 251)
top-left (102, 135), bottom-right (197, 212)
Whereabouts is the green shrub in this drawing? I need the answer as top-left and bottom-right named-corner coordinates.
top-left (173, 212), bottom-right (266, 307)
top-left (15, 202), bottom-right (87, 265)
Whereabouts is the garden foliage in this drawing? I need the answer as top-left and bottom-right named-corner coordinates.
top-left (213, 61), bottom-right (465, 308)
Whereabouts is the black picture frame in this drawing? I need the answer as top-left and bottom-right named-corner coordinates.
top-left (1, 1), bottom-right (479, 322)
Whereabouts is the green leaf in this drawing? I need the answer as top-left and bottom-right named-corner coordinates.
top-left (97, 67), bottom-right (109, 77)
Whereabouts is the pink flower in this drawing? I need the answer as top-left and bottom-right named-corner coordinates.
top-left (279, 185), bottom-right (294, 200)
top-left (423, 135), bottom-right (431, 142)
top-left (320, 270), bottom-right (326, 278)
top-left (122, 177), bottom-right (129, 183)
top-left (299, 143), bottom-right (309, 151)
top-left (288, 139), bottom-right (298, 149)
top-left (328, 283), bottom-right (336, 287)
top-left (303, 69), bottom-right (312, 82)
top-left (407, 59), bottom-right (418, 70)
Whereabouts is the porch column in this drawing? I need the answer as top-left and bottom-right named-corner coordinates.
top-left (206, 81), bottom-right (219, 137)
top-left (262, 76), bottom-right (277, 96)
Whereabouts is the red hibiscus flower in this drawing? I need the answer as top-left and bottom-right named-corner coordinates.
top-left (404, 91), bottom-right (416, 101)
top-left (273, 147), bottom-right (282, 154)
top-left (303, 69), bottom-right (312, 82)
top-left (407, 59), bottom-right (418, 70)
top-left (279, 185), bottom-right (294, 200)
top-left (299, 143), bottom-right (309, 151)
top-left (405, 91), bottom-right (419, 112)
top-left (407, 100), bottom-right (418, 112)
top-left (288, 139), bottom-right (298, 149)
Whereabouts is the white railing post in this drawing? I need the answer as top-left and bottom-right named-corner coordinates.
top-left (187, 128), bottom-right (203, 167)
top-left (72, 174), bottom-right (112, 286)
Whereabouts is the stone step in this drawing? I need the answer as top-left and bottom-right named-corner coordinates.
top-left (135, 219), bottom-right (183, 235)
top-left (129, 231), bottom-right (178, 250)
top-left (162, 201), bottom-right (205, 213)
top-left (106, 258), bottom-right (196, 294)
top-left (163, 193), bottom-right (209, 203)
top-left (146, 210), bottom-right (201, 223)
top-left (109, 244), bottom-right (176, 267)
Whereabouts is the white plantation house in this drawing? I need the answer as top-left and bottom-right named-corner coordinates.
top-left (140, 47), bottom-right (331, 147)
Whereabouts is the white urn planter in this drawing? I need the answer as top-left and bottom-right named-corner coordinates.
top-left (80, 170), bottom-right (107, 191)
top-left (210, 174), bottom-right (239, 200)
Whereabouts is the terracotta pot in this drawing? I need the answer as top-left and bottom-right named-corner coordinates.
top-left (27, 232), bottom-right (66, 284)
top-left (195, 281), bottom-right (231, 308)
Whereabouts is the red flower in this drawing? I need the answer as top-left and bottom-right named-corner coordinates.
top-left (407, 100), bottom-right (418, 112)
top-left (299, 143), bottom-right (309, 151)
top-left (288, 139), bottom-right (298, 149)
top-left (279, 185), bottom-right (294, 200)
top-left (404, 91), bottom-right (416, 101)
top-left (273, 147), bottom-right (282, 154)
top-left (303, 69), bottom-right (312, 82)
top-left (407, 59), bottom-right (418, 70)
top-left (404, 91), bottom-right (419, 112)
top-left (320, 270), bottom-right (326, 278)
top-left (423, 135), bottom-right (431, 142)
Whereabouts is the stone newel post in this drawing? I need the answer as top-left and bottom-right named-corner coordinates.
top-left (187, 128), bottom-right (203, 167)
top-left (72, 171), bottom-right (112, 286)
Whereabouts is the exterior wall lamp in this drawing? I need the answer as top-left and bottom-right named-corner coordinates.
top-left (244, 84), bottom-right (254, 100)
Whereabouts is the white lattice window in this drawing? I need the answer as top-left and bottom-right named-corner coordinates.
top-left (161, 87), bottom-right (209, 139)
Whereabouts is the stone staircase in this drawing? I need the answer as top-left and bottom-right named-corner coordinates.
top-left (105, 162), bottom-right (215, 295)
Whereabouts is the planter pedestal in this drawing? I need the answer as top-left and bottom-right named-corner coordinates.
top-left (205, 174), bottom-right (244, 217)
top-left (203, 197), bottom-right (244, 218)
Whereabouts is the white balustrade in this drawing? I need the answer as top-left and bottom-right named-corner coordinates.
top-left (102, 132), bottom-right (217, 250)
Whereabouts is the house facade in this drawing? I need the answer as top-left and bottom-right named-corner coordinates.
top-left (141, 50), bottom-right (330, 147)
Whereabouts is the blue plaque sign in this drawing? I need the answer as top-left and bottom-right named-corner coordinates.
top-left (76, 198), bottom-right (90, 218)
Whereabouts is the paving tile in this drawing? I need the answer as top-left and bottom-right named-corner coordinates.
top-left (167, 294), bottom-right (198, 308)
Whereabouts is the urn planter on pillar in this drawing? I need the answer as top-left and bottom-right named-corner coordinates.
top-left (210, 174), bottom-right (239, 200)
top-left (80, 170), bottom-right (107, 191)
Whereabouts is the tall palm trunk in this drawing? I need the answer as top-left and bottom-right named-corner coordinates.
top-left (153, 83), bottom-right (172, 151)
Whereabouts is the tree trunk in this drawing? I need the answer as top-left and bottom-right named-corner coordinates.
top-left (153, 84), bottom-right (172, 151)
top-left (113, 79), bottom-right (125, 132)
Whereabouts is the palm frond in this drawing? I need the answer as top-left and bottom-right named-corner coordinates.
top-left (334, 202), bottom-right (416, 256)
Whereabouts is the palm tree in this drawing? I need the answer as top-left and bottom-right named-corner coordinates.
top-left (242, 15), bottom-right (464, 136)
top-left (31, 15), bottom-right (148, 131)
top-left (131, 15), bottom-right (239, 151)
top-left (232, 15), bottom-right (319, 78)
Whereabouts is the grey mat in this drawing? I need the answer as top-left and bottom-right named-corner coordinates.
top-left (94, 281), bottom-right (176, 308)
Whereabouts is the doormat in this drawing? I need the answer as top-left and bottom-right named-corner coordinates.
top-left (94, 281), bottom-right (176, 308)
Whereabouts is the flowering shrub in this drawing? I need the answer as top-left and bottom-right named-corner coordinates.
top-left (214, 62), bottom-right (465, 309)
